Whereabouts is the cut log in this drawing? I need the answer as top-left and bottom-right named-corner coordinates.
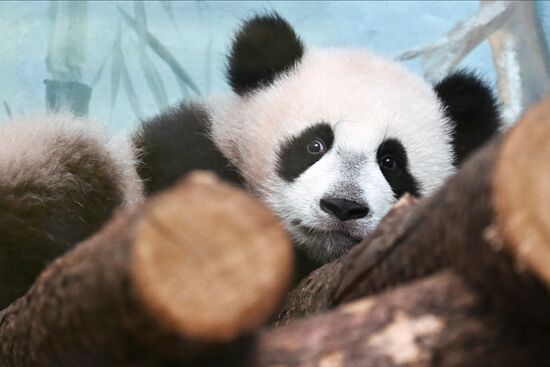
top-left (277, 100), bottom-right (550, 326)
top-left (0, 172), bottom-right (292, 367)
top-left (253, 271), bottom-right (550, 367)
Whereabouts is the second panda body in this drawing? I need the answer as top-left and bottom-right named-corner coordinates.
top-left (0, 112), bottom-right (143, 307)
top-left (134, 13), bottom-right (500, 265)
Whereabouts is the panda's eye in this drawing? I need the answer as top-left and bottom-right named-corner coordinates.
top-left (306, 139), bottom-right (326, 155)
top-left (380, 155), bottom-right (398, 170)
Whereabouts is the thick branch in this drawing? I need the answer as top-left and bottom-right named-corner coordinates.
top-left (254, 271), bottom-right (550, 367)
top-left (277, 101), bottom-right (550, 325)
top-left (0, 172), bottom-right (292, 367)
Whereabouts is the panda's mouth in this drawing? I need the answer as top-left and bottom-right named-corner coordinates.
top-left (297, 225), bottom-right (363, 244)
top-left (292, 223), bottom-right (366, 263)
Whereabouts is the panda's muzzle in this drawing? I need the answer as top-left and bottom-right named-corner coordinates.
top-left (319, 197), bottom-right (369, 221)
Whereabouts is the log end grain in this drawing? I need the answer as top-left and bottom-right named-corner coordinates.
top-left (131, 171), bottom-right (293, 342)
top-left (494, 100), bottom-right (550, 288)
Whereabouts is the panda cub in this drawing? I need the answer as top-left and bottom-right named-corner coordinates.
top-left (0, 13), bottom-right (499, 307)
top-left (134, 13), bottom-right (500, 265)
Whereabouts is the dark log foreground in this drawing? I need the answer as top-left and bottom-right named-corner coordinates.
top-left (277, 101), bottom-right (550, 326)
top-left (252, 271), bottom-right (550, 367)
top-left (0, 172), bottom-right (292, 367)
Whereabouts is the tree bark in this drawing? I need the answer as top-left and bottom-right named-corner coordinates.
top-left (253, 271), bottom-right (550, 367)
top-left (0, 172), bottom-right (292, 367)
top-left (277, 100), bottom-right (550, 326)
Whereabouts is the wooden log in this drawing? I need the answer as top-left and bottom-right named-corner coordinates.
top-left (252, 271), bottom-right (550, 367)
top-left (0, 172), bottom-right (292, 367)
top-left (277, 100), bottom-right (550, 326)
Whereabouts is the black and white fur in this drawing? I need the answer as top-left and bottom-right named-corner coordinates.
top-left (0, 112), bottom-right (143, 308)
top-left (134, 13), bottom-right (500, 265)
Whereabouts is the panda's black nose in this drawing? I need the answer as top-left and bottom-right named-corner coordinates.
top-left (320, 198), bottom-right (369, 221)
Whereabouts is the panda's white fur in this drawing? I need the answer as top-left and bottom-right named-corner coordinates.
top-left (210, 48), bottom-right (455, 263)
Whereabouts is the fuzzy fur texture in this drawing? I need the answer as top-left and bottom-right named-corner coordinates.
top-left (0, 112), bottom-right (143, 308)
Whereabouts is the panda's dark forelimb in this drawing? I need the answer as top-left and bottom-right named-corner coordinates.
top-left (434, 70), bottom-right (501, 166)
top-left (133, 102), bottom-right (244, 195)
top-left (227, 12), bottom-right (305, 95)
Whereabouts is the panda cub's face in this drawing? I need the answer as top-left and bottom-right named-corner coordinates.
top-left (268, 53), bottom-right (454, 264)
top-left (214, 48), bottom-right (454, 263)
top-left (211, 14), bottom-right (498, 264)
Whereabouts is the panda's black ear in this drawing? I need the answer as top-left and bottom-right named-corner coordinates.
top-left (434, 71), bottom-right (501, 166)
top-left (227, 13), bottom-right (304, 95)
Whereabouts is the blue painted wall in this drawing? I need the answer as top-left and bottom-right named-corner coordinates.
top-left (0, 1), bottom-right (547, 132)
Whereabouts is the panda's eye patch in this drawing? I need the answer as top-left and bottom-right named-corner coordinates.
top-left (306, 139), bottom-right (326, 155)
top-left (277, 122), bottom-right (334, 182)
top-left (377, 138), bottom-right (420, 198)
top-left (377, 140), bottom-right (406, 169)
top-left (379, 155), bottom-right (397, 170)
